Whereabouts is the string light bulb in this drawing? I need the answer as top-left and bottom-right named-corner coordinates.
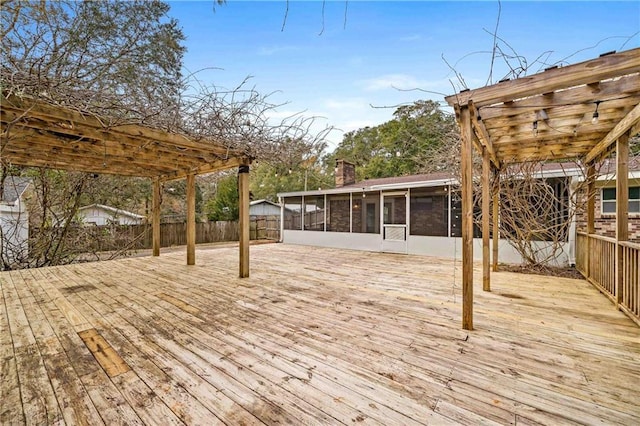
top-left (536, 109), bottom-right (549, 121)
top-left (592, 101), bottom-right (601, 124)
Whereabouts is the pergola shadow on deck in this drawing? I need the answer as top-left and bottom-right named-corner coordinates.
top-left (2, 244), bottom-right (639, 425)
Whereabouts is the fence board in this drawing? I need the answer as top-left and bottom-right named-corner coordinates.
top-left (30, 217), bottom-right (280, 255)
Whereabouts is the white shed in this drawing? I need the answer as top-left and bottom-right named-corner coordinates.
top-left (1, 177), bottom-right (31, 266)
top-left (78, 204), bottom-right (146, 226)
top-left (249, 199), bottom-right (282, 217)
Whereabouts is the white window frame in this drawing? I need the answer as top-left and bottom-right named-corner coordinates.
top-left (601, 186), bottom-right (640, 215)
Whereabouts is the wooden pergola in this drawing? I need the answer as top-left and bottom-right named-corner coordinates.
top-left (445, 48), bottom-right (640, 330)
top-left (0, 93), bottom-right (253, 277)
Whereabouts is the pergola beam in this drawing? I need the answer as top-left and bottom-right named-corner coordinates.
top-left (0, 152), bottom-right (159, 177)
top-left (445, 48), bottom-right (640, 108)
top-left (477, 74), bottom-right (640, 122)
top-left (1, 108), bottom-right (231, 163)
top-left (469, 100), bottom-right (501, 169)
top-left (160, 157), bottom-right (245, 182)
top-left (585, 103), bottom-right (640, 163)
top-left (1, 94), bottom-right (247, 180)
top-left (1, 94), bottom-right (234, 156)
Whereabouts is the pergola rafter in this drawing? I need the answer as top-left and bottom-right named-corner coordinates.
top-left (446, 48), bottom-right (640, 330)
top-left (1, 93), bottom-right (252, 277)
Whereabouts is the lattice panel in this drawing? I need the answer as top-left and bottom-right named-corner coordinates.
top-left (384, 226), bottom-right (406, 241)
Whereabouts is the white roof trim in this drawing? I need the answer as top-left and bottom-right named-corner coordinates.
top-left (278, 168), bottom-right (586, 198)
top-left (278, 179), bottom-right (456, 198)
top-left (250, 199), bottom-right (281, 207)
top-left (78, 204), bottom-right (146, 219)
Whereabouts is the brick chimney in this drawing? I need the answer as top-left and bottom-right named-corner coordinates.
top-left (335, 159), bottom-right (356, 188)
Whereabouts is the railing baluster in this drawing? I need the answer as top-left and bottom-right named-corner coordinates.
top-left (576, 232), bottom-right (639, 326)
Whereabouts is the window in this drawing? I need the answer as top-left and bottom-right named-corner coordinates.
top-left (283, 197), bottom-right (302, 230)
top-left (352, 192), bottom-right (380, 234)
top-left (326, 195), bottom-right (350, 232)
top-left (409, 187), bottom-right (448, 236)
top-left (304, 196), bottom-right (325, 231)
top-left (602, 186), bottom-right (640, 214)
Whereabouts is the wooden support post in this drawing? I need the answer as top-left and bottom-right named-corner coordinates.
top-left (615, 132), bottom-right (629, 305)
top-left (482, 146), bottom-right (491, 292)
top-left (492, 170), bottom-right (500, 272)
top-left (460, 105), bottom-right (474, 330)
top-left (586, 163), bottom-right (596, 278)
top-left (186, 174), bottom-right (196, 266)
top-left (152, 178), bottom-right (161, 257)
top-left (238, 164), bottom-right (250, 278)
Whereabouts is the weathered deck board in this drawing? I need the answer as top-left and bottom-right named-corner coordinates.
top-left (1, 243), bottom-right (639, 425)
top-left (0, 273), bottom-right (25, 424)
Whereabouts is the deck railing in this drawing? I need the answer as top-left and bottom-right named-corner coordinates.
top-left (619, 241), bottom-right (640, 322)
top-left (576, 231), bottom-right (640, 326)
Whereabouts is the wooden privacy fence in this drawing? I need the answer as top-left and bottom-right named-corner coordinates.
top-left (34, 217), bottom-right (280, 253)
top-left (576, 231), bottom-right (640, 326)
top-left (252, 215), bottom-right (280, 240)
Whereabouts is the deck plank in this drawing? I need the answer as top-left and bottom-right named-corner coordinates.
top-left (3, 271), bottom-right (64, 425)
top-left (1, 244), bottom-right (639, 425)
top-left (56, 263), bottom-right (268, 425)
top-left (0, 273), bottom-right (26, 424)
top-left (90, 275), bottom-right (339, 424)
top-left (15, 269), bottom-right (104, 426)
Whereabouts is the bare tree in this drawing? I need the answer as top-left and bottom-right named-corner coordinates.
top-left (417, 128), bottom-right (596, 269)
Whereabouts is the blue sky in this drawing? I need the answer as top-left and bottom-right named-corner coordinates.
top-left (168, 1), bottom-right (640, 150)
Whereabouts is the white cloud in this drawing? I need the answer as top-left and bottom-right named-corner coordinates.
top-left (359, 73), bottom-right (426, 91)
top-left (258, 45), bottom-right (299, 56)
top-left (359, 74), bottom-right (462, 96)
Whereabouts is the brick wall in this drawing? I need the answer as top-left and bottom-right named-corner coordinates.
top-left (575, 187), bottom-right (640, 242)
top-left (335, 160), bottom-right (356, 188)
top-left (327, 198), bottom-right (350, 232)
top-left (410, 195), bottom-right (448, 236)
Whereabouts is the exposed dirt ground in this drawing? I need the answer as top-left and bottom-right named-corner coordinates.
top-left (499, 263), bottom-right (583, 280)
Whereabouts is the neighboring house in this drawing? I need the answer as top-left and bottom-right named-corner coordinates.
top-left (278, 160), bottom-right (640, 267)
top-left (249, 199), bottom-right (282, 217)
top-left (0, 177), bottom-right (31, 265)
top-left (77, 204), bottom-right (146, 226)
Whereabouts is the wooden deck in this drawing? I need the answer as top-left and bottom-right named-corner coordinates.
top-left (1, 244), bottom-right (639, 425)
